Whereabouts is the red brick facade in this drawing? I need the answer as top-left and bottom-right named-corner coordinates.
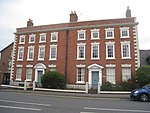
top-left (11, 11), bottom-right (140, 89)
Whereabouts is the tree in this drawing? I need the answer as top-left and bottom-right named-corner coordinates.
top-left (41, 71), bottom-right (65, 89)
top-left (135, 66), bottom-right (150, 87)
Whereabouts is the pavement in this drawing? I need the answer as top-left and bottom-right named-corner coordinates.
top-left (0, 86), bottom-right (130, 100)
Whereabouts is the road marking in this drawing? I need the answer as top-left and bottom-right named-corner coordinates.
top-left (84, 107), bottom-right (150, 113)
top-left (0, 99), bottom-right (51, 107)
top-left (0, 105), bottom-right (41, 111)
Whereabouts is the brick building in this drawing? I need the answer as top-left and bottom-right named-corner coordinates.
top-left (10, 7), bottom-right (140, 89)
top-left (0, 42), bottom-right (13, 85)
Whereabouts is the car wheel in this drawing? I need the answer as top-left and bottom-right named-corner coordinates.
top-left (139, 93), bottom-right (149, 102)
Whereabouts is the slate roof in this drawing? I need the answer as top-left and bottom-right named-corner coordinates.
top-left (140, 50), bottom-right (150, 66)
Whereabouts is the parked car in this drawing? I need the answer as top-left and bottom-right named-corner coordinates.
top-left (130, 84), bottom-right (150, 102)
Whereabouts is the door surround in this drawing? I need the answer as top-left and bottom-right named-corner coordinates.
top-left (34, 63), bottom-right (46, 82)
top-left (88, 63), bottom-right (103, 89)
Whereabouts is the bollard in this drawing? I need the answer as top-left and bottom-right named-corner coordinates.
top-left (85, 82), bottom-right (89, 94)
top-left (98, 82), bottom-right (101, 94)
top-left (24, 80), bottom-right (27, 90)
top-left (33, 81), bottom-right (36, 91)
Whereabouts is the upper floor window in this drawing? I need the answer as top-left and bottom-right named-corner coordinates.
top-left (121, 41), bottom-right (131, 59)
top-left (91, 43), bottom-right (100, 60)
top-left (39, 33), bottom-right (46, 43)
top-left (49, 45), bottom-right (57, 60)
top-left (27, 46), bottom-right (34, 60)
top-left (77, 30), bottom-right (86, 40)
top-left (19, 35), bottom-right (25, 44)
top-left (29, 34), bottom-right (36, 43)
top-left (120, 27), bottom-right (130, 38)
top-left (77, 43), bottom-right (86, 60)
top-left (17, 47), bottom-right (24, 61)
top-left (51, 32), bottom-right (58, 42)
top-left (91, 29), bottom-right (100, 40)
top-left (38, 45), bottom-right (45, 60)
top-left (105, 28), bottom-right (114, 39)
top-left (106, 42), bottom-right (115, 59)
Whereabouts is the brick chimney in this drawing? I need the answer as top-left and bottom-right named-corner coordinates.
top-left (126, 6), bottom-right (131, 18)
top-left (27, 19), bottom-right (33, 27)
top-left (70, 11), bottom-right (78, 22)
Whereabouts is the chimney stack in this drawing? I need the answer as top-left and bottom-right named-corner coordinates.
top-left (27, 19), bottom-right (33, 27)
top-left (70, 11), bottom-right (78, 22)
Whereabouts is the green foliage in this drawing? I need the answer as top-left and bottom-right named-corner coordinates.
top-left (101, 78), bottom-right (138, 91)
top-left (41, 71), bottom-right (65, 89)
top-left (135, 66), bottom-right (150, 87)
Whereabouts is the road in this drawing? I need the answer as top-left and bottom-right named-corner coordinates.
top-left (0, 91), bottom-right (150, 113)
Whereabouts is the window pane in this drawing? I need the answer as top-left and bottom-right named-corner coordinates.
top-left (122, 67), bottom-right (131, 81)
top-left (92, 45), bottom-right (98, 58)
top-left (18, 48), bottom-right (24, 60)
top-left (16, 67), bottom-right (22, 79)
top-left (123, 44), bottom-right (129, 57)
top-left (93, 32), bottom-right (98, 38)
top-left (77, 68), bottom-right (84, 82)
top-left (106, 67), bottom-right (115, 83)
top-left (26, 68), bottom-right (32, 80)
top-left (39, 47), bottom-right (45, 59)
top-left (79, 46), bottom-right (84, 58)
top-left (51, 47), bottom-right (56, 59)
top-left (107, 31), bottom-right (113, 37)
top-left (107, 45), bottom-right (113, 57)
top-left (79, 33), bottom-right (84, 39)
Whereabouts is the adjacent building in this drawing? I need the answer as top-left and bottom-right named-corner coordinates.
top-left (10, 7), bottom-right (140, 89)
top-left (0, 42), bottom-right (13, 85)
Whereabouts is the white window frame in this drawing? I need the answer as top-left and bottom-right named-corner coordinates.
top-left (77, 43), bottom-right (86, 60)
top-left (106, 42), bottom-right (115, 59)
top-left (106, 65), bottom-right (116, 84)
top-left (120, 27), bottom-right (130, 38)
top-left (77, 30), bottom-right (86, 41)
top-left (105, 28), bottom-right (114, 39)
top-left (121, 41), bottom-right (131, 59)
top-left (122, 64), bottom-right (131, 81)
top-left (51, 32), bottom-right (58, 42)
top-left (16, 65), bottom-right (22, 81)
top-left (49, 45), bottom-right (57, 60)
top-left (39, 33), bottom-right (46, 43)
top-left (26, 67), bottom-right (32, 81)
top-left (17, 47), bottom-right (24, 61)
top-left (19, 35), bottom-right (25, 44)
top-left (76, 65), bottom-right (85, 84)
top-left (38, 45), bottom-right (45, 60)
top-left (91, 42), bottom-right (100, 60)
top-left (29, 34), bottom-right (36, 43)
top-left (91, 29), bottom-right (100, 40)
top-left (27, 46), bottom-right (34, 61)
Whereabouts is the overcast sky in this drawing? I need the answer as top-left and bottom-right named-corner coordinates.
top-left (0, 0), bottom-right (150, 50)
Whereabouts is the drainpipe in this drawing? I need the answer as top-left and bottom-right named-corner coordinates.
top-left (65, 30), bottom-right (69, 87)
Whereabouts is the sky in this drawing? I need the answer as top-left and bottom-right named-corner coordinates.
top-left (0, 0), bottom-right (150, 50)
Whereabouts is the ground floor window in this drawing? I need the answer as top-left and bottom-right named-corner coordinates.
top-left (16, 67), bottom-right (22, 80)
top-left (106, 67), bottom-right (115, 83)
top-left (26, 68), bottom-right (32, 81)
top-left (76, 67), bottom-right (85, 83)
top-left (122, 67), bottom-right (131, 81)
